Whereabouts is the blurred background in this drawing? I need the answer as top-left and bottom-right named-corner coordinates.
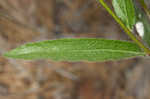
top-left (0, 0), bottom-right (150, 99)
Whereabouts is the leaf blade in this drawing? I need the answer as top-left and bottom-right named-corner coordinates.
top-left (112, 0), bottom-right (136, 30)
top-left (4, 38), bottom-right (145, 61)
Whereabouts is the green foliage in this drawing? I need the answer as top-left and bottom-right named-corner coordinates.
top-left (112, 0), bottom-right (136, 30)
top-left (133, 1), bottom-right (150, 47)
top-left (4, 0), bottom-right (150, 62)
top-left (4, 38), bottom-right (145, 61)
top-left (142, 15), bottom-right (150, 47)
top-left (99, 0), bottom-right (150, 55)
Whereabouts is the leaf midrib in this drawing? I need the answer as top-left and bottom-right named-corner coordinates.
top-left (40, 49), bottom-right (145, 55)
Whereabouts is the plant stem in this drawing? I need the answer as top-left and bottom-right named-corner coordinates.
top-left (138, 0), bottom-right (150, 17)
top-left (98, 0), bottom-right (150, 55)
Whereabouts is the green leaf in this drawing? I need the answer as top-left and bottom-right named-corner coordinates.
top-left (112, 0), bottom-right (137, 30)
top-left (4, 38), bottom-right (145, 62)
top-left (138, 11), bottom-right (150, 47)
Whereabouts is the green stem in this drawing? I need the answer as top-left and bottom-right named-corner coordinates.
top-left (98, 0), bottom-right (150, 55)
top-left (138, 0), bottom-right (150, 17)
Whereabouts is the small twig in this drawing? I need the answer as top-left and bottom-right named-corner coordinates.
top-left (98, 0), bottom-right (150, 55)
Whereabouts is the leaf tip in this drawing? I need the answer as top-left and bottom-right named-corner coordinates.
top-left (4, 51), bottom-right (13, 58)
top-left (3, 49), bottom-right (19, 59)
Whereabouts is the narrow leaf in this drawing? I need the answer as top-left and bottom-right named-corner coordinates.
top-left (4, 38), bottom-right (145, 61)
top-left (112, 0), bottom-right (137, 30)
